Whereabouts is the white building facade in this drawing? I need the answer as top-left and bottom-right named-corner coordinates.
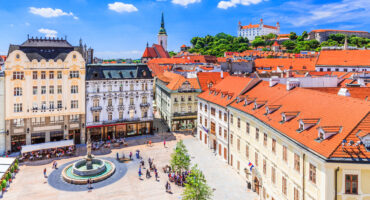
top-left (85, 64), bottom-right (154, 141)
top-left (238, 19), bottom-right (280, 41)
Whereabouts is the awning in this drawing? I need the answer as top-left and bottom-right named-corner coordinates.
top-left (21, 140), bottom-right (74, 154)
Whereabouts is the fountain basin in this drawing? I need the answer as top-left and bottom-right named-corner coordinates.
top-left (62, 159), bottom-right (115, 185)
top-left (72, 158), bottom-right (106, 177)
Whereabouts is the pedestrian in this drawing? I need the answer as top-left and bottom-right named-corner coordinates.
top-left (167, 182), bottom-right (172, 193)
top-left (87, 178), bottom-right (92, 190)
top-left (52, 161), bottom-right (55, 169)
top-left (116, 152), bottom-right (119, 160)
top-left (149, 140), bottom-right (152, 147)
top-left (156, 127), bottom-right (159, 132)
top-left (138, 168), bottom-right (142, 180)
top-left (129, 152), bottom-right (133, 160)
top-left (54, 161), bottom-right (58, 169)
top-left (165, 181), bottom-right (169, 192)
top-left (43, 168), bottom-right (47, 178)
top-left (155, 171), bottom-right (159, 181)
top-left (146, 169), bottom-right (151, 178)
top-left (141, 160), bottom-right (145, 169)
top-left (163, 139), bottom-right (166, 148)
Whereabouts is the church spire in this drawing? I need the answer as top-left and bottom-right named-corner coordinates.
top-left (158, 12), bottom-right (167, 35)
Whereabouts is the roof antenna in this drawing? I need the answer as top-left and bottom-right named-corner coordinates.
top-left (65, 35), bottom-right (67, 41)
top-left (27, 34), bottom-right (29, 39)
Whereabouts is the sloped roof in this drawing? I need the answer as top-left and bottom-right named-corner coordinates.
top-left (197, 72), bottom-right (230, 91)
top-left (229, 81), bottom-right (370, 159)
top-left (156, 71), bottom-right (200, 91)
top-left (255, 58), bottom-right (317, 71)
top-left (197, 76), bottom-right (255, 107)
top-left (86, 64), bottom-right (153, 80)
top-left (142, 44), bottom-right (169, 59)
top-left (307, 87), bottom-right (370, 101)
top-left (311, 29), bottom-right (369, 33)
top-left (317, 50), bottom-right (370, 67)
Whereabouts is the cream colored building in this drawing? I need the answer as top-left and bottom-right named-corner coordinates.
top-left (4, 37), bottom-right (86, 153)
top-left (226, 80), bottom-right (370, 200)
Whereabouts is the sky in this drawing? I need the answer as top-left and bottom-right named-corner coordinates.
top-left (0, 0), bottom-right (369, 59)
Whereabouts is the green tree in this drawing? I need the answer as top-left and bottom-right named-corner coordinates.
top-left (328, 33), bottom-right (345, 43)
top-left (182, 165), bottom-right (213, 200)
top-left (168, 51), bottom-right (177, 57)
top-left (252, 38), bottom-right (266, 48)
top-left (170, 140), bottom-right (190, 173)
top-left (282, 40), bottom-right (296, 50)
top-left (302, 31), bottom-right (308, 39)
top-left (289, 32), bottom-right (298, 40)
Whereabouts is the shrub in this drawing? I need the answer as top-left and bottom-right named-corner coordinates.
top-left (14, 163), bottom-right (18, 170)
top-left (10, 167), bottom-right (14, 173)
top-left (1, 180), bottom-right (6, 188)
top-left (15, 159), bottom-right (18, 165)
top-left (7, 173), bottom-right (11, 180)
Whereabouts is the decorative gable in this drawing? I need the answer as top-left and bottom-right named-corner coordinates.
top-left (280, 111), bottom-right (300, 123)
top-left (297, 118), bottom-right (320, 132)
top-left (253, 100), bottom-right (267, 110)
top-left (265, 105), bottom-right (281, 115)
top-left (317, 126), bottom-right (342, 140)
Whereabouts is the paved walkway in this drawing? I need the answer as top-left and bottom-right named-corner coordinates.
top-left (182, 137), bottom-right (258, 200)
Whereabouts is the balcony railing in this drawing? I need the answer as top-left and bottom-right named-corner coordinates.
top-left (140, 103), bottom-right (150, 107)
top-left (90, 106), bottom-right (102, 111)
top-left (173, 111), bottom-right (197, 117)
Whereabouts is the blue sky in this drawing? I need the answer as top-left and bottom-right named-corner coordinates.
top-left (0, 0), bottom-right (369, 59)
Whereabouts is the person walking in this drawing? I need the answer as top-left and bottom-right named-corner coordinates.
top-left (163, 139), bottom-right (166, 148)
top-left (155, 170), bottom-right (159, 181)
top-left (129, 152), bottom-right (132, 160)
top-left (138, 167), bottom-right (142, 180)
top-left (87, 178), bottom-right (92, 190)
top-left (165, 181), bottom-right (169, 193)
top-left (43, 168), bottom-right (47, 178)
top-left (146, 169), bottom-right (151, 178)
top-left (54, 161), bottom-right (58, 169)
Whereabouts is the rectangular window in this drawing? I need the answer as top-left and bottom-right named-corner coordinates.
top-left (282, 177), bottom-right (287, 195)
top-left (237, 118), bottom-right (240, 128)
top-left (219, 111), bottom-right (222, 119)
top-left (199, 103), bottom-right (202, 110)
top-left (49, 71), bottom-right (54, 79)
top-left (294, 187), bottom-right (299, 200)
top-left (231, 114), bottom-right (233, 124)
top-left (255, 152), bottom-right (258, 166)
top-left (237, 138), bottom-right (240, 151)
top-left (33, 86), bottom-right (38, 95)
top-left (211, 122), bottom-right (216, 135)
top-left (219, 127), bottom-right (222, 136)
top-left (256, 128), bottom-right (259, 141)
top-left (272, 138), bottom-right (276, 153)
top-left (199, 116), bottom-right (202, 125)
top-left (224, 113), bottom-right (227, 122)
top-left (69, 71), bottom-right (79, 78)
top-left (246, 122), bottom-right (250, 134)
top-left (108, 98), bottom-right (112, 106)
top-left (14, 103), bottom-right (22, 112)
top-left (57, 71), bottom-right (62, 79)
top-left (263, 133), bottom-right (267, 146)
top-left (283, 146), bottom-right (288, 162)
top-left (294, 153), bottom-right (300, 172)
top-left (33, 71), bottom-right (38, 79)
top-left (41, 71), bottom-right (46, 79)
top-left (71, 85), bottom-right (78, 94)
top-left (271, 167), bottom-right (276, 184)
top-left (205, 105), bottom-right (207, 112)
top-left (41, 101), bottom-right (47, 110)
top-left (57, 85), bottom-right (62, 94)
top-left (71, 100), bottom-right (78, 109)
top-left (204, 119), bottom-right (207, 127)
top-left (13, 72), bottom-right (24, 80)
top-left (345, 174), bottom-right (358, 194)
top-left (14, 87), bottom-right (22, 96)
top-left (119, 98), bottom-right (123, 106)
top-left (41, 86), bottom-right (46, 94)
top-left (57, 101), bottom-right (62, 109)
top-left (309, 164), bottom-right (316, 184)
top-left (263, 159), bottom-right (266, 174)
top-left (224, 129), bottom-right (227, 140)
top-left (49, 101), bottom-right (54, 110)
top-left (49, 86), bottom-right (54, 94)
top-left (211, 107), bottom-right (215, 116)
top-left (245, 144), bottom-right (249, 158)
top-left (230, 134), bottom-right (233, 145)
top-left (119, 111), bottom-right (123, 119)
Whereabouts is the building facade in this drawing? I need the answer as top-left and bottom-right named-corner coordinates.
top-left (308, 29), bottom-right (370, 43)
top-left (238, 19), bottom-right (280, 41)
top-left (4, 37), bottom-right (86, 153)
top-left (316, 50), bottom-right (370, 72)
top-left (85, 64), bottom-right (154, 141)
top-left (156, 71), bottom-right (200, 131)
top-left (0, 72), bottom-right (5, 155)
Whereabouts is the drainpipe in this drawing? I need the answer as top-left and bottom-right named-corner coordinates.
top-left (302, 153), bottom-right (305, 200)
top-left (335, 167), bottom-right (339, 200)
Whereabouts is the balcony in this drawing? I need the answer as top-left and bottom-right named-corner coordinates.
top-left (90, 106), bottom-right (102, 111)
top-left (140, 103), bottom-right (150, 108)
top-left (173, 111), bottom-right (197, 117)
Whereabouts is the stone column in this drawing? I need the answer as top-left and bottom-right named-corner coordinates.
top-left (45, 131), bottom-right (50, 143)
top-left (80, 114), bottom-right (86, 144)
top-left (63, 115), bottom-right (69, 140)
top-left (26, 119), bottom-right (32, 145)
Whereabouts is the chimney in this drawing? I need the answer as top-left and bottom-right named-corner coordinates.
top-left (269, 77), bottom-right (279, 87)
top-left (338, 88), bottom-right (350, 97)
top-left (286, 79), bottom-right (300, 90)
top-left (221, 71), bottom-right (224, 79)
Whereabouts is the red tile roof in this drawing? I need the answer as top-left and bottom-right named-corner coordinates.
top-left (311, 29), bottom-right (369, 33)
top-left (197, 76), bottom-right (256, 107)
top-left (156, 71), bottom-right (200, 91)
top-left (229, 81), bottom-right (370, 159)
top-left (317, 50), bottom-right (370, 67)
top-left (142, 44), bottom-right (169, 59)
top-left (197, 72), bottom-right (230, 91)
top-left (307, 87), bottom-right (370, 101)
top-left (255, 58), bottom-right (317, 71)
top-left (241, 24), bottom-right (259, 29)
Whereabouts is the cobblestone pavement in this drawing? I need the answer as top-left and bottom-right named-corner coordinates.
top-left (6, 134), bottom-right (257, 200)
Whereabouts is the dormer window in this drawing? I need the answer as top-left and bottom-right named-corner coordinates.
top-left (297, 118), bottom-right (320, 132)
top-left (316, 126), bottom-right (342, 141)
top-left (236, 96), bottom-right (245, 103)
top-left (244, 97), bottom-right (255, 106)
top-left (253, 100), bottom-right (267, 110)
top-left (227, 92), bottom-right (234, 100)
top-left (280, 111), bottom-right (300, 123)
top-left (265, 105), bottom-right (281, 115)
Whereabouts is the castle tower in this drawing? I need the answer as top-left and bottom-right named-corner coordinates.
top-left (158, 12), bottom-right (168, 51)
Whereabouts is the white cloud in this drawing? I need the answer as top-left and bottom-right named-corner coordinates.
top-left (29, 7), bottom-right (78, 19)
top-left (25, 22), bottom-right (30, 26)
top-left (284, 0), bottom-right (370, 27)
top-left (171, 0), bottom-right (201, 7)
top-left (38, 28), bottom-right (58, 38)
top-left (108, 2), bottom-right (138, 13)
top-left (217, 0), bottom-right (264, 9)
top-left (95, 50), bottom-right (142, 59)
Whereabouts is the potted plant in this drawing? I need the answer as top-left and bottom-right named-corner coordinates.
top-left (0, 184), bottom-right (2, 197)
top-left (1, 180), bottom-right (6, 191)
top-left (14, 163), bottom-right (18, 173)
top-left (7, 172), bottom-right (11, 183)
top-left (10, 167), bottom-right (14, 178)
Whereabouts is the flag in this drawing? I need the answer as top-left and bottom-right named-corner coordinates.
top-left (250, 165), bottom-right (254, 171)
